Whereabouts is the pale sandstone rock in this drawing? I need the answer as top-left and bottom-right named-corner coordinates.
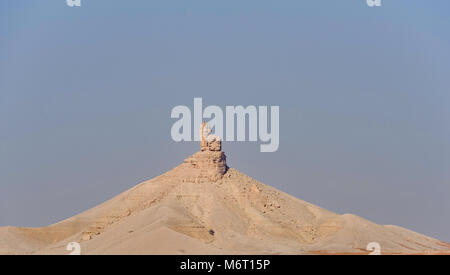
top-left (81, 232), bottom-right (92, 241)
top-left (200, 122), bottom-right (221, 152)
top-left (184, 122), bottom-right (227, 182)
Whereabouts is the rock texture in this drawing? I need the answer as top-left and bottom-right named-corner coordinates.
top-left (199, 122), bottom-right (222, 152)
top-left (183, 122), bottom-right (227, 182)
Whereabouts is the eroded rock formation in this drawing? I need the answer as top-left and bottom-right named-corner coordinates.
top-left (183, 122), bottom-right (227, 182)
top-left (200, 122), bottom-right (221, 151)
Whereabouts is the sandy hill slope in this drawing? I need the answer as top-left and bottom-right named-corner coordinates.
top-left (1, 126), bottom-right (449, 255)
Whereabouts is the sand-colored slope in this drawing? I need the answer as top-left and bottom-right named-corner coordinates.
top-left (1, 160), bottom-right (449, 255)
top-left (2, 129), bottom-right (450, 255)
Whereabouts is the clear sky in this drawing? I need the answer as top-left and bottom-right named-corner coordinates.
top-left (1, 0), bottom-right (449, 242)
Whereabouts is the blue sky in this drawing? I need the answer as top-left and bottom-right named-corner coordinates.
top-left (1, 0), bottom-right (449, 241)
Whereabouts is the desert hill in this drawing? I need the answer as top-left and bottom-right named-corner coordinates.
top-left (1, 124), bottom-right (449, 255)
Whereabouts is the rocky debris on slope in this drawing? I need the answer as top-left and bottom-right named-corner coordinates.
top-left (183, 122), bottom-right (227, 182)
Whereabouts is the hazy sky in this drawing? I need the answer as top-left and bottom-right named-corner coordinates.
top-left (1, 0), bottom-right (449, 242)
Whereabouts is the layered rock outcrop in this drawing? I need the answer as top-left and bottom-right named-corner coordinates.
top-left (199, 122), bottom-right (221, 151)
top-left (183, 122), bottom-right (227, 182)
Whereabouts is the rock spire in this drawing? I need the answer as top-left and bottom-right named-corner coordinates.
top-left (183, 122), bottom-right (227, 182)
